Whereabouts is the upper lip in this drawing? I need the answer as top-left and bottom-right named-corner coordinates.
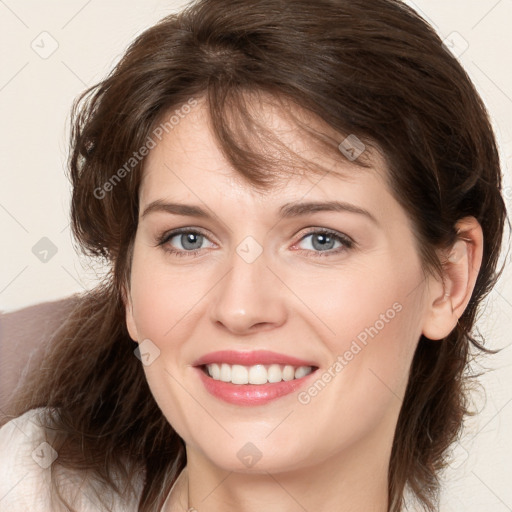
top-left (192, 350), bottom-right (318, 368)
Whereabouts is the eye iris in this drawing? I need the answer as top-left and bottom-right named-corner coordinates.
top-left (312, 233), bottom-right (335, 251)
top-left (181, 232), bottom-right (203, 250)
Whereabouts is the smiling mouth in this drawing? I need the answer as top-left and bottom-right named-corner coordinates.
top-left (200, 363), bottom-right (317, 385)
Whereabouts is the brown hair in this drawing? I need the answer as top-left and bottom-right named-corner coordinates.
top-left (3, 0), bottom-right (507, 510)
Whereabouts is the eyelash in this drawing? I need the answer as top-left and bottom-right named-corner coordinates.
top-left (155, 227), bottom-right (355, 258)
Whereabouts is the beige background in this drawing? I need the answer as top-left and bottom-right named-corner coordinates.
top-left (0, 0), bottom-right (511, 509)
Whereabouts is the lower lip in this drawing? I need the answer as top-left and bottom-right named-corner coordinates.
top-left (195, 367), bottom-right (318, 405)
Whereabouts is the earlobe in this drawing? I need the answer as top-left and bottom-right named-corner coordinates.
top-left (422, 217), bottom-right (483, 341)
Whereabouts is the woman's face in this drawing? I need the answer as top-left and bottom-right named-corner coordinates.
top-left (125, 95), bottom-right (438, 475)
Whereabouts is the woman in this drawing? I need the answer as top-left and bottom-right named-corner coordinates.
top-left (0, 0), bottom-right (507, 511)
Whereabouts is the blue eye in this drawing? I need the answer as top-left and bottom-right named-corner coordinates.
top-left (157, 229), bottom-right (214, 257)
top-left (294, 229), bottom-right (354, 257)
top-left (156, 227), bottom-right (354, 258)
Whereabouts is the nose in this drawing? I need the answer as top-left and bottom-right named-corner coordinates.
top-left (209, 245), bottom-right (288, 335)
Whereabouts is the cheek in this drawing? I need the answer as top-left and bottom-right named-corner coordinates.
top-left (296, 251), bottom-right (426, 397)
top-left (290, 278), bottom-right (425, 459)
top-left (127, 250), bottom-right (209, 436)
top-left (291, 251), bottom-right (422, 340)
top-left (128, 248), bottom-right (207, 342)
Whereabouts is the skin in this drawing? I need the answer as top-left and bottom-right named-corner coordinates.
top-left (125, 94), bottom-right (483, 512)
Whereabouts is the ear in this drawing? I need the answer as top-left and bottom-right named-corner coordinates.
top-left (121, 282), bottom-right (139, 343)
top-left (422, 216), bottom-right (484, 341)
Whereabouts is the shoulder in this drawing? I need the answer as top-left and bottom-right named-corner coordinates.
top-left (0, 407), bottom-right (55, 511)
top-left (0, 408), bottom-right (142, 511)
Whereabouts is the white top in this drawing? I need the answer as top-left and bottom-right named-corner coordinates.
top-left (0, 408), bottom-right (177, 511)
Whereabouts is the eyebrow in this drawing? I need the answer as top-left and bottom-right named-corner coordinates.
top-left (141, 199), bottom-right (378, 225)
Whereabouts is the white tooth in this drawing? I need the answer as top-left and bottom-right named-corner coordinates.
top-left (220, 363), bottom-right (231, 382)
top-left (282, 365), bottom-right (295, 381)
top-left (267, 364), bottom-right (283, 383)
top-left (248, 365), bottom-right (268, 385)
top-left (209, 363), bottom-right (220, 380)
top-left (294, 366), bottom-right (312, 379)
top-left (209, 363), bottom-right (309, 384)
top-left (231, 364), bottom-right (249, 384)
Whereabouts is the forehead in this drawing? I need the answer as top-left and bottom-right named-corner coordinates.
top-left (139, 94), bottom-right (390, 208)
